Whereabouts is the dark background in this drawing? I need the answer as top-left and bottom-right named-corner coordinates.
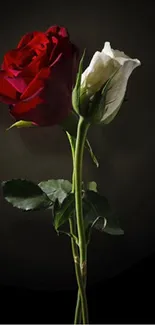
top-left (0, 0), bottom-right (154, 323)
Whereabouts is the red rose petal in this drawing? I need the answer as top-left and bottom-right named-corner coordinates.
top-left (49, 53), bottom-right (62, 68)
top-left (17, 31), bottom-right (45, 49)
top-left (11, 95), bottom-right (44, 115)
top-left (5, 76), bottom-right (31, 94)
top-left (10, 97), bottom-right (71, 127)
top-left (46, 25), bottom-right (59, 35)
top-left (2, 33), bottom-right (49, 78)
top-left (52, 36), bottom-right (58, 44)
top-left (27, 33), bottom-right (49, 53)
top-left (17, 32), bottom-right (34, 49)
top-left (0, 71), bottom-right (18, 103)
top-left (58, 27), bottom-right (69, 38)
top-left (20, 67), bottom-right (50, 100)
top-left (46, 25), bottom-right (68, 39)
top-left (3, 48), bottom-right (33, 76)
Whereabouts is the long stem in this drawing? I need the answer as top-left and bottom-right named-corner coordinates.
top-left (69, 219), bottom-right (81, 324)
top-left (74, 291), bottom-right (81, 323)
top-left (74, 116), bottom-right (90, 324)
top-left (66, 132), bottom-right (82, 324)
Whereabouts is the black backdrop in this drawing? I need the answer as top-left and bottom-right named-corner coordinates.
top-left (0, 0), bottom-right (154, 323)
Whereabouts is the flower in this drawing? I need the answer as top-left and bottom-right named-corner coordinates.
top-left (80, 42), bottom-right (141, 123)
top-left (0, 26), bottom-right (79, 126)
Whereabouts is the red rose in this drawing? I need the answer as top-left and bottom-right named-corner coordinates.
top-left (0, 26), bottom-right (79, 126)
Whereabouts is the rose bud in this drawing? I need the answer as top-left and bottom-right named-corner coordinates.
top-left (73, 42), bottom-right (141, 124)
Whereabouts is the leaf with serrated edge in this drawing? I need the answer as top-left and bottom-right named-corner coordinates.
top-left (38, 179), bottom-right (72, 204)
top-left (2, 179), bottom-right (52, 211)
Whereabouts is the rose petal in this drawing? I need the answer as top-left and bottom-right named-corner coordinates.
top-left (26, 32), bottom-right (49, 54)
top-left (10, 53), bottom-right (76, 125)
top-left (46, 25), bottom-right (59, 35)
top-left (20, 67), bottom-right (50, 100)
top-left (2, 33), bottom-right (49, 78)
top-left (17, 32), bottom-right (35, 48)
top-left (11, 95), bottom-right (44, 115)
top-left (2, 48), bottom-right (34, 76)
top-left (81, 51), bottom-right (118, 95)
top-left (0, 71), bottom-right (18, 103)
top-left (58, 27), bottom-right (69, 38)
top-left (102, 41), bottom-right (137, 66)
top-left (101, 58), bottom-right (141, 124)
top-left (46, 26), bottom-right (69, 39)
top-left (10, 93), bottom-right (71, 127)
top-left (18, 35), bottom-right (50, 77)
top-left (5, 76), bottom-right (31, 93)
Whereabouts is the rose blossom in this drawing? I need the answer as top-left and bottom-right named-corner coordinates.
top-left (0, 25), bottom-right (79, 126)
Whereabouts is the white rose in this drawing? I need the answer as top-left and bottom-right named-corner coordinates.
top-left (81, 42), bottom-right (141, 124)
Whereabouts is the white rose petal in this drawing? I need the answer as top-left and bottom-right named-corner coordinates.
top-left (81, 49), bottom-right (119, 95)
top-left (102, 57), bottom-right (140, 124)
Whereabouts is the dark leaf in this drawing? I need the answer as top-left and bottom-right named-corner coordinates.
top-left (83, 190), bottom-right (124, 238)
top-left (84, 190), bottom-right (109, 222)
top-left (103, 213), bottom-right (124, 235)
top-left (53, 193), bottom-right (75, 231)
top-left (2, 179), bottom-right (52, 211)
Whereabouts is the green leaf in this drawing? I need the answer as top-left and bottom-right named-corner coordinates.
top-left (38, 179), bottom-right (72, 204)
top-left (86, 216), bottom-right (107, 244)
top-left (86, 181), bottom-right (98, 192)
top-left (53, 193), bottom-right (75, 231)
top-left (83, 190), bottom-right (124, 238)
top-left (82, 195), bottom-right (107, 244)
top-left (6, 120), bottom-right (37, 131)
top-left (103, 213), bottom-right (124, 235)
top-left (85, 190), bottom-right (109, 219)
top-left (72, 49), bottom-right (86, 114)
top-left (2, 179), bottom-right (52, 211)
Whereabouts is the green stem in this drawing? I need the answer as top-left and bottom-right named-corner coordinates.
top-left (74, 291), bottom-right (81, 323)
top-left (69, 219), bottom-right (81, 324)
top-left (66, 132), bottom-right (82, 324)
top-left (74, 116), bottom-right (90, 324)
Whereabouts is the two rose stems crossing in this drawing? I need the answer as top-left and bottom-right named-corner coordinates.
top-left (67, 116), bottom-right (90, 324)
